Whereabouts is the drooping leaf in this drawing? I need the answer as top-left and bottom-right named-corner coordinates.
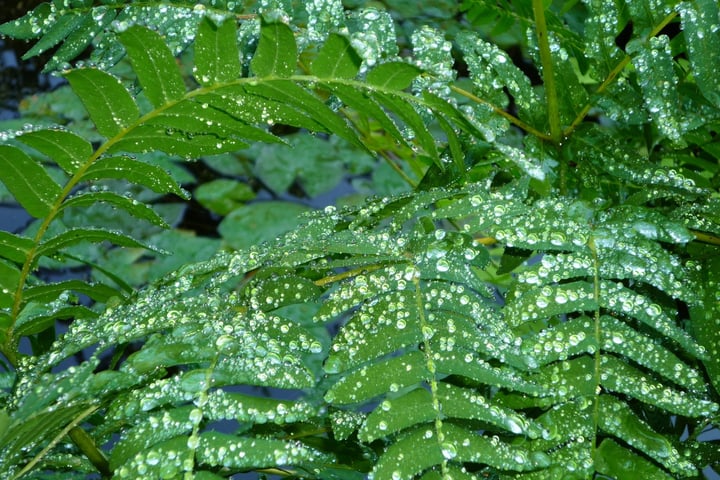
top-left (0, 145), bottom-right (63, 218)
top-left (60, 191), bottom-right (170, 228)
top-left (37, 228), bottom-right (165, 258)
top-left (80, 156), bottom-right (188, 198)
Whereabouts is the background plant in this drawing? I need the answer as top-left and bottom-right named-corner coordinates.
top-left (0, 0), bottom-right (719, 479)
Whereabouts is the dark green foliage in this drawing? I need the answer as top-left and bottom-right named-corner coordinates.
top-left (0, 0), bottom-right (719, 479)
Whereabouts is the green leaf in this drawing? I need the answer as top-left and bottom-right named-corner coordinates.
top-left (373, 91), bottom-right (439, 163)
top-left (64, 68), bottom-right (139, 138)
top-left (109, 125), bottom-right (248, 159)
top-left (44, 8), bottom-right (116, 72)
top-left (21, 13), bottom-right (85, 60)
top-left (37, 228), bottom-right (164, 258)
top-left (251, 21), bottom-right (297, 78)
top-left (0, 3), bottom-right (51, 40)
top-left (0, 231), bottom-right (34, 264)
top-left (119, 25), bottom-right (185, 108)
top-left (80, 156), bottom-right (188, 199)
top-left (595, 439), bottom-right (675, 480)
top-left (312, 33), bottom-right (361, 79)
top-left (679, 0), bottom-right (720, 107)
top-left (0, 260), bottom-right (21, 309)
top-left (196, 431), bottom-right (327, 468)
top-left (195, 179), bottom-right (255, 216)
top-left (17, 129), bottom-right (92, 174)
top-left (194, 16), bottom-right (240, 86)
top-left (325, 351), bottom-right (429, 406)
top-left (217, 201), bottom-right (311, 250)
top-left (245, 80), bottom-right (362, 148)
top-left (60, 191), bottom-right (170, 228)
top-left (366, 62), bottom-right (422, 90)
top-left (600, 356), bottom-right (717, 417)
top-left (23, 280), bottom-right (119, 305)
top-left (0, 145), bottom-right (63, 218)
top-left (597, 395), bottom-right (697, 475)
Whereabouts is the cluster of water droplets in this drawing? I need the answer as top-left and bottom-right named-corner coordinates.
top-left (345, 9), bottom-right (398, 73)
top-left (410, 25), bottom-right (454, 101)
top-left (630, 35), bottom-right (686, 144)
top-left (304, 0), bottom-right (345, 43)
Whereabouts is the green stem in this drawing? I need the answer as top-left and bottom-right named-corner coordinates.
top-left (449, 85), bottom-right (552, 141)
top-left (562, 11), bottom-right (678, 138)
top-left (532, 0), bottom-right (562, 143)
top-left (13, 405), bottom-right (106, 480)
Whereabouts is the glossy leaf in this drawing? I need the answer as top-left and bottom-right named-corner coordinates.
top-left (80, 156), bottom-right (188, 198)
top-left (194, 16), bottom-right (240, 86)
top-left (0, 145), bottom-right (62, 218)
top-left (60, 191), bottom-right (170, 228)
top-left (366, 62), bottom-right (422, 90)
top-left (119, 25), bottom-right (185, 108)
top-left (37, 228), bottom-right (163, 258)
top-left (65, 68), bottom-right (139, 138)
top-left (251, 21), bottom-right (297, 78)
top-left (311, 33), bottom-right (361, 79)
top-left (16, 129), bottom-right (92, 174)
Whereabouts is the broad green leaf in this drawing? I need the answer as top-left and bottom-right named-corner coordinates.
top-left (217, 201), bottom-right (310, 250)
top-left (119, 25), bottom-right (185, 108)
top-left (366, 62), bottom-right (422, 90)
top-left (37, 228), bottom-right (164, 258)
top-left (311, 33), bottom-right (361, 79)
top-left (205, 86), bottom-right (325, 132)
top-left (111, 434), bottom-right (189, 476)
top-left (23, 280), bottom-right (119, 305)
top-left (81, 156), bottom-right (188, 198)
top-left (195, 179), bottom-right (255, 216)
top-left (196, 431), bottom-right (327, 468)
top-left (148, 100), bottom-right (281, 144)
top-left (251, 21), bottom-right (297, 78)
top-left (194, 16), bottom-right (240, 86)
top-left (17, 129), bottom-right (92, 174)
top-left (60, 191), bottom-right (170, 228)
top-left (360, 388), bottom-right (435, 442)
top-left (325, 292), bottom-right (423, 373)
top-left (0, 231), bottom-right (33, 264)
top-left (325, 351), bottom-right (429, 405)
top-left (373, 423), bottom-right (550, 479)
top-left (436, 352), bottom-right (544, 396)
top-left (15, 304), bottom-right (96, 336)
top-left (597, 395), bottom-right (697, 475)
top-left (0, 145), bottom-right (63, 218)
top-left (595, 439), bottom-right (675, 480)
top-left (64, 68), bottom-right (139, 138)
